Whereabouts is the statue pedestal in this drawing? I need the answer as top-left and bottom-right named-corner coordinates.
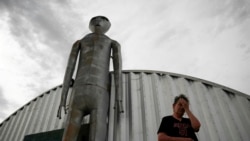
top-left (23, 124), bottom-right (89, 141)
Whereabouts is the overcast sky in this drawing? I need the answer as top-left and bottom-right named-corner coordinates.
top-left (0, 0), bottom-right (250, 122)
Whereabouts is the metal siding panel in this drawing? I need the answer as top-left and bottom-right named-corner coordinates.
top-left (236, 96), bottom-right (250, 140)
top-left (0, 122), bottom-right (6, 140)
top-left (194, 82), bottom-right (215, 141)
top-left (123, 73), bottom-right (132, 141)
top-left (14, 105), bottom-right (30, 141)
top-left (34, 95), bottom-right (47, 133)
top-left (158, 75), bottom-right (173, 118)
top-left (41, 92), bottom-right (55, 131)
top-left (242, 97), bottom-right (250, 114)
top-left (168, 75), bottom-right (179, 97)
top-left (0, 122), bottom-right (4, 139)
top-left (176, 78), bottom-right (189, 95)
top-left (2, 116), bottom-right (15, 140)
top-left (203, 86), bottom-right (226, 141)
top-left (11, 106), bottom-right (27, 141)
top-left (130, 72), bottom-right (143, 141)
top-left (38, 93), bottom-right (52, 132)
top-left (235, 96), bottom-right (250, 131)
top-left (0, 121), bottom-right (8, 140)
top-left (45, 90), bottom-right (58, 131)
top-left (126, 72), bottom-right (133, 141)
top-left (28, 97), bottom-right (43, 134)
top-left (141, 73), bottom-right (157, 141)
top-left (27, 100), bottom-right (38, 135)
top-left (152, 74), bottom-right (164, 126)
top-left (213, 88), bottom-right (234, 140)
top-left (139, 73), bottom-right (149, 141)
top-left (220, 90), bottom-right (242, 141)
top-left (200, 83), bottom-right (219, 140)
top-left (225, 94), bottom-right (246, 140)
top-left (21, 101), bottom-right (35, 138)
top-left (8, 110), bottom-right (22, 141)
top-left (155, 75), bottom-right (165, 125)
top-left (151, 74), bottom-right (161, 130)
top-left (118, 73), bottom-right (130, 141)
top-left (43, 93), bottom-right (56, 130)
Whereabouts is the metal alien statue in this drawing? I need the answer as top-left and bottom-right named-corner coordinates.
top-left (57, 16), bottom-right (122, 141)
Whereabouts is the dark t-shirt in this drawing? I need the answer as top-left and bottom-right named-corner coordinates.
top-left (157, 116), bottom-right (198, 141)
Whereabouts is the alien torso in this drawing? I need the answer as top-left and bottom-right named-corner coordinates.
top-left (74, 33), bottom-right (113, 89)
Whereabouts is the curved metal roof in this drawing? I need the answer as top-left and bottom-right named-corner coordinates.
top-left (1, 70), bottom-right (250, 141)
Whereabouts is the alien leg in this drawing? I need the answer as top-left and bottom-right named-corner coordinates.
top-left (62, 108), bottom-right (84, 141)
top-left (89, 90), bottom-right (109, 141)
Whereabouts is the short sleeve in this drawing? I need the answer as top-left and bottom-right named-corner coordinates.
top-left (157, 117), bottom-right (166, 134)
top-left (157, 117), bottom-right (171, 135)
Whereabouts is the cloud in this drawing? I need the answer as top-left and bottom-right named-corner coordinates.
top-left (0, 0), bottom-right (79, 81)
top-left (0, 86), bottom-right (13, 122)
top-left (192, 0), bottom-right (250, 34)
top-left (0, 1), bottom-right (75, 120)
top-left (0, 87), bottom-right (8, 108)
top-left (0, 0), bottom-right (86, 62)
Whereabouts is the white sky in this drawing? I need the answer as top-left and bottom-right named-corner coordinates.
top-left (0, 0), bottom-right (250, 122)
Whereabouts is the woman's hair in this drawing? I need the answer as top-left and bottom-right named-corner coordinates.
top-left (173, 94), bottom-right (189, 105)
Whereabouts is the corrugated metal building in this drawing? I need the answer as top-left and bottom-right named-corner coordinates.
top-left (0, 70), bottom-right (250, 141)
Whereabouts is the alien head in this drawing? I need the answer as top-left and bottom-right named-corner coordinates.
top-left (89, 16), bottom-right (111, 34)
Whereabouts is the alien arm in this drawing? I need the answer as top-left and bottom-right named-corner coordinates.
top-left (112, 40), bottom-right (123, 113)
top-left (57, 40), bottom-right (80, 119)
